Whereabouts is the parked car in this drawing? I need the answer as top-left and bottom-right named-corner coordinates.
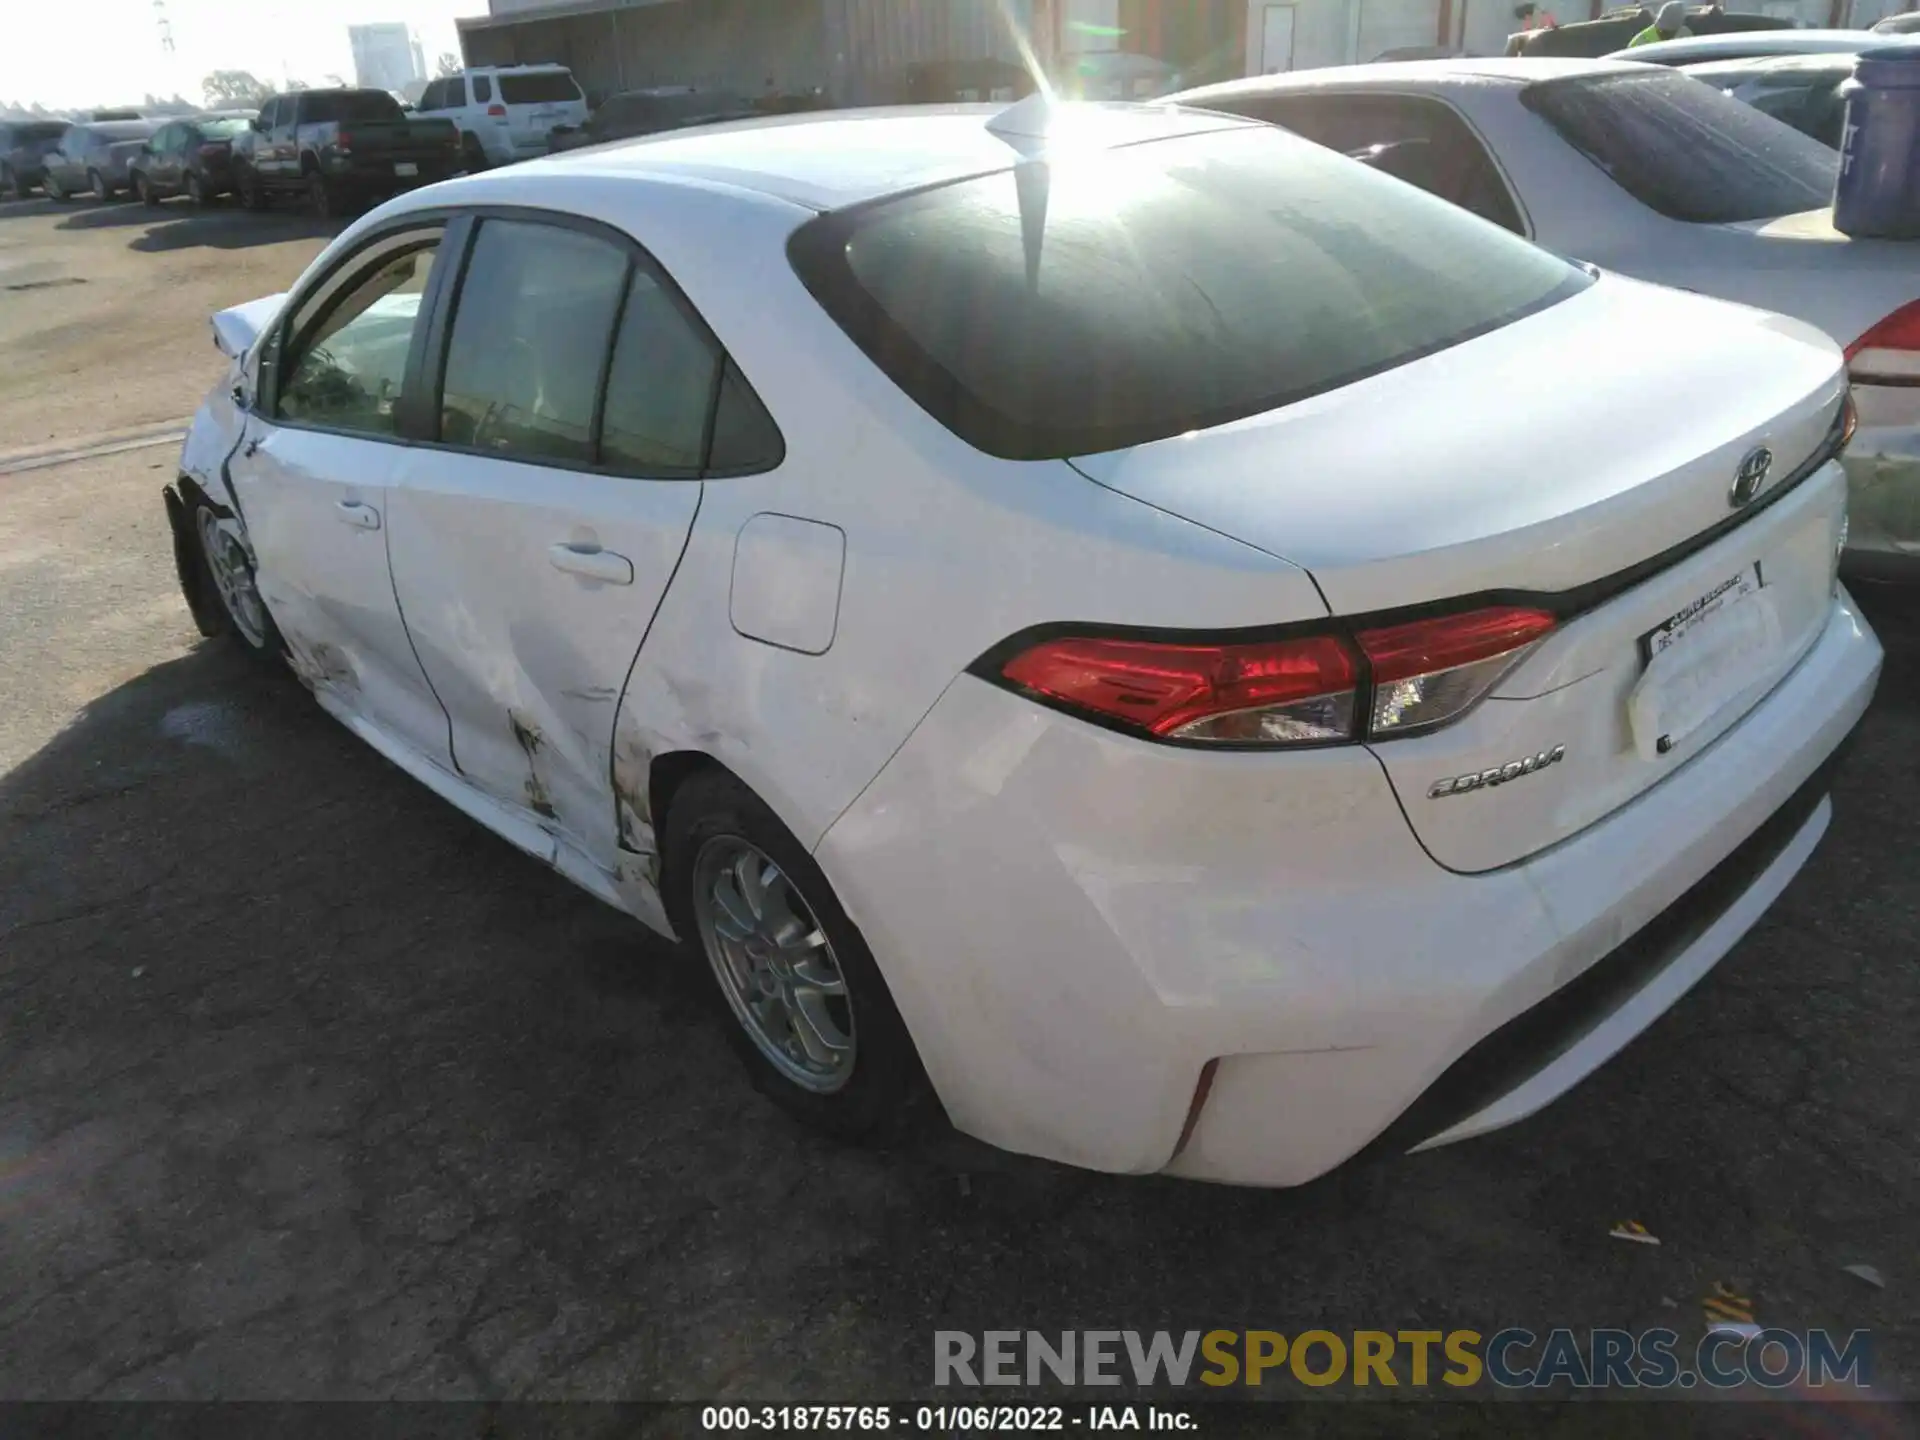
top-left (1681, 52), bottom-right (1854, 146)
top-left (128, 112), bottom-right (256, 206)
top-left (1507, 7), bottom-right (1796, 58)
top-left (1169, 60), bottom-right (1920, 580)
top-left (1872, 11), bottom-right (1920, 33)
top-left (230, 88), bottom-right (459, 218)
top-left (547, 87), bottom-right (755, 153)
top-left (167, 100), bottom-right (1879, 1185)
top-left (414, 65), bottom-right (587, 170)
top-left (40, 119), bottom-right (158, 201)
top-left (1602, 28), bottom-right (1880, 64)
top-left (0, 119), bottom-right (70, 198)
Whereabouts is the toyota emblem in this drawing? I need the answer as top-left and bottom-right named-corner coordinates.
top-left (1731, 447), bottom-right (1773, 508)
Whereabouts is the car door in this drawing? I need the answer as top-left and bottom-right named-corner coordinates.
top-left (268, 95), bottom-right (299, 181)
top-left (152, 123), bottom-right (181, 190)
top-left (229, 219), bottom-right (455, 764)
top-left (385, 212), bottom-right (720, 868)
top-left (48, 128), bottom-right (83, 190)
top-left (1233, 91), bottom-right (1529, 235)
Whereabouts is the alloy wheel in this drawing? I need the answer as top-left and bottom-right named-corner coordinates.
top-left (196, 509), bottom-right (269, 648)
top-left (691, 836), bottom-right (857, 1094)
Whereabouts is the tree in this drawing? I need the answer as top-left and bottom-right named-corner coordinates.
top-left (436, 52), bottom-right (463, 78)
top-left (203, 70), bottom-right (271, 107)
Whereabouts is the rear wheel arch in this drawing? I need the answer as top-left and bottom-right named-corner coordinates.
top-left (647, 748), bottom-right (724, 847)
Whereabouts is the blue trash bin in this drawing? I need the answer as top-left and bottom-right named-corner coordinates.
top-left (1834, 42), bottom-right (1920, 240)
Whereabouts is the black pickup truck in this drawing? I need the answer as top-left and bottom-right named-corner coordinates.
top-left (230, 88), bottom-right (460, 217)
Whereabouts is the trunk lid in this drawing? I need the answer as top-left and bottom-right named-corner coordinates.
top-left (1070, 275), bottom-right (1850, 871)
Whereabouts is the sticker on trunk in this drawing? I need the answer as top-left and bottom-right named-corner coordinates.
top-left (1639, 564), bottom-right (1762, 662)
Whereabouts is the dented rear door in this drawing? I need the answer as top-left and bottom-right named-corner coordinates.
top-left (384, 216), bottom-right (716, 869)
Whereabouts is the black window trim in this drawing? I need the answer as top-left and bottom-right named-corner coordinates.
top-left (259, 203), bottom-right (783, 480)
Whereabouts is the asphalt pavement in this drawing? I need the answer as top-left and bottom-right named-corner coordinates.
top-left (0, 195), bottom-right (1915, 1417)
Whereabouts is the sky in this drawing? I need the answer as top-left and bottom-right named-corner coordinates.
top-left (0, 0), bottom-right (479, 111)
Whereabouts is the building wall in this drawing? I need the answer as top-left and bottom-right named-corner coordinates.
top-left (464, 0), bottom-right (1033, 107)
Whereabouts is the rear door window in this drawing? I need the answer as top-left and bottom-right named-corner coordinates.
top-left (439, 219), bottom-right (630, 464)
top-left (499, 71), bottom-right (582, 104)
top-left (472, 75), bottom-right (493, 104)
top-left (1522, 69), bottom-right (1837, 222)
top-left (1208, 92), bottom-right (1526, 234)
top-left (790, 123), bottom-right (1587, 460)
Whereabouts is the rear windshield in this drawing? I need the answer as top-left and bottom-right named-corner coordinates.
top-left (199, 117), bottom-right (252, 139)
top-left (1523, 69), bottom-right (1837, 223)
top-left (11, 123), bottom-right (68, 142)
top-left (93, 122), bottom-right (155, 141)
top-left (789, 124), bottom-right (1589, 460)
top-left (499, 71), bottom-right (582, 104)
top-left (302, 91), bottom-right (404, 124)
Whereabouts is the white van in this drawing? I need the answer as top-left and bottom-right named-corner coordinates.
top-left (415, 65), bottom-right (589, 168)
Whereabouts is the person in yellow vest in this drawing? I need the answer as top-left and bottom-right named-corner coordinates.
top-left (1629, 2), bottom-right (1695, 45)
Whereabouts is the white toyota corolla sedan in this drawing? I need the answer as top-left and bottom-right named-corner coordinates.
top-left (166, 98), bottom-right (1881, 1186)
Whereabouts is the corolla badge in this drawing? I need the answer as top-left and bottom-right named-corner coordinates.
top-left (1429, 745), bottom-right (1566, 799)
top-left (1730, 447), bottom-right (1773, 508)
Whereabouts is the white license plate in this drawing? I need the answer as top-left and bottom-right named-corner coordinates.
top-left (394, 161), bottom-right (418, 177)
top-left (1627, 565), bottom-right (1781, 760)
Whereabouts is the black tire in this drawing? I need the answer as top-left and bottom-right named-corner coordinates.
top-left (88, 169), bottom-right (112, 202)
top-left (44, 171), bottom-right (68, 202)
top-left (186, 171), bottom-right (208, 207)
top-left (306, 169), bottom-right (336, 219)
top-left (136, 172), bottom-right (158, 207)
top-left (661, 770), bottom-right (936, 1145)
top-left (0, 165), bottom-right (19, 201)
top-left (238, 165), bottom-right (267, 211)
top-left (190, 498), bottom-right (283, 663)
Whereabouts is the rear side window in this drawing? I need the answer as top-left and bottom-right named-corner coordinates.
top-left (1224, 92), bottom-right (1525, 234)
top-left (599, 273), bottom-right (720, 473)
top-left (1523, 69), bottom-right (1837, 223)
top-left (441, 220), bottom-right (630, 464)
top-left (472, 75), bottom-right (493, 104)
top-left (790, 124), bottom-right (1587, 461)
top-left (500, 71), bottom-right (582, 104)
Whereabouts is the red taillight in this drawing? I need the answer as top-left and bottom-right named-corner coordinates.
top-left (487, 103), bottom-right (507, 118)
top-left (1357, 606), bottom-right (1556, 736)
top-left (196, 142), bottom-right (228, 157)
top-left (336, 129), bottom-right (354, 152)
top-left (1000, 634), bottom-right (1358, 744)
top-left (994, 604), bottom-right (1555, 748)
top-left (1844, 299), bottom-right (1920, 385)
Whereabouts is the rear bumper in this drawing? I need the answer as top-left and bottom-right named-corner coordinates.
top-left (817, 591), bottom-right (1881, 1185)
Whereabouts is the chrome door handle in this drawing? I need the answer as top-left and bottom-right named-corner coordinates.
top-left (335, 500), bottom-right (381, 531)
top-left (548, 542), bottom-right (634, 585)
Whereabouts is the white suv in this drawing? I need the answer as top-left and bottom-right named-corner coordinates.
top-left (415, 65), bottom-right (587, 169)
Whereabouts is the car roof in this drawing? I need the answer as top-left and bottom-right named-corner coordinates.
top-left (1171, 55), bottom-right (1644, 105)
top-left (1605, 29), bottom-right (1877, 62)
top-left (520, 100), bottom-right (1260, 211)
top-left (1680, 51), bottom-right (1857, 78)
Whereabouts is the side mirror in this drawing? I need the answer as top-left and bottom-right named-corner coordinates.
top-left (250, 117), bottom-right (264, 133)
